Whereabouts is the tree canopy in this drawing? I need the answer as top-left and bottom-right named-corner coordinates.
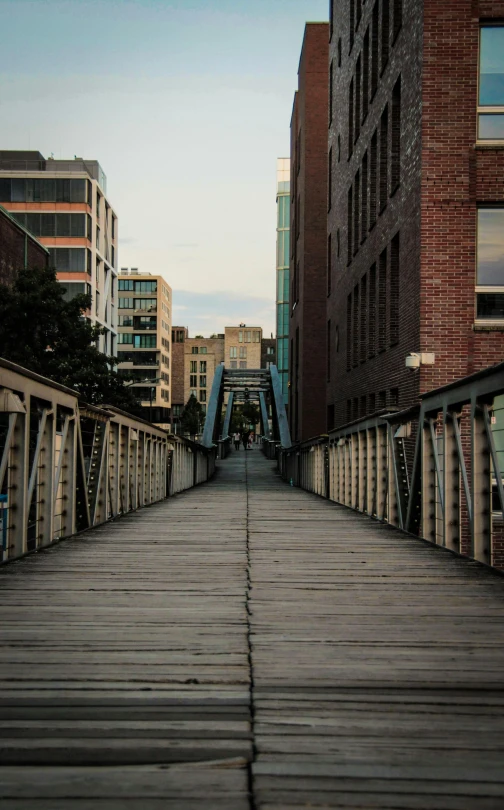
top-left (181, 394), bottom-right (204, 435)
top-left (0, 265), bottom-right (143, 416)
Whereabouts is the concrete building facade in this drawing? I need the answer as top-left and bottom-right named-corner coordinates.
top-left (289, 23), bottom-right (330, 443)
top-left (0, 151), bottom-right (118, 355)
top-left (276, 158), bottom-right (290, 404)
top-left (327, 0), bottom-right (504, 429)
top-left (117, 269), bottom-right (172, 427)
top-left (0, 204), bottom-right (49, 285)
top-left (225, 326), bottom-right (262, 370)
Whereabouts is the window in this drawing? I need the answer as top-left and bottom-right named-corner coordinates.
top-left (267, 346), bottom-right (275, 355)
top-left (200, 347), bottom-right (207, 354)
top-left (381, 0), bottom-right (390, 73)
top-left (479, 27), bottom-right (504, 139)
top-left (378, 248), bottom-right (387, 350)
top-left (391, 77), bottom-right (401, 192)
top-left (347, 186), bottom-right (353, 264)
top-left (118, 297), bottom-right (133, 309)
top-left (230, 346), bottom-right (237, 358)
top-left (191, 347), bottom-right (199, 354)
top-left (360, 274), bottom-right (367, 362)
top-left (230, 360), bottom-right (237, 369)
top-left (134, 334), bottom-right (156, 348)
top-left (190, 389), bottom-right (197, 399)
top-left (239, 361), bottom-right (247, 369)
top-left (477, 208), bottom-right (504, 319)
top-left (118, 315), bottom-right (133, 326)
top-left (200, 361), bottom-right (207, 373)
top-left (353, 169), bottom-right (360, 256)
top-left (200, 375), bottom-right (207, 387)
top-left (190, 361), bottom-right (197, 373)
top-left (119, 278), bottom-right (134, 291)
top-left (133, 298), bottom-right (156, 310)
top-left (379, 105), bottom-right (389, 212)
top-left (253, 331), bottom-right (261, 342)
top-left (370, 129), bottom-right (378, 227)
top-left (48, 247), bottom-right (89, 273)
top-left (371, 1), bottom-right (379, 98)
top-left (239, 346), bottom-right (247, 358)
top-left (200, 390), bottom-right (207, 402)
top-left (393, 0), bottom-right (402, 42)
top-left (363, 28), bottom-right (370, 122)
top-left (329, 59), bottom-right (334, 125)
top-left (0, 177), bottom-right (86, 203)
top-left (135, 280), bottom-right (157, 293)
top-left (238, 331), bottom-right (243, 343)
top-left (118, 333), bottom-right (133, 344)
top-left (328, 147), bottom-right (333, 211)
top-left (245, 331), bottom-right (251, 343)
top-left (190, 375), bottom-right (197, 386)
top-left (350, 0), bottom-right (355, 50)
top-left (390, 232), bottom-right (400, 344)
top-left (349, 78), bottom-right (354, 157)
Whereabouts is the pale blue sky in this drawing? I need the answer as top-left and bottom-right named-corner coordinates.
top-left (0, 0), bottom-right (328, 335)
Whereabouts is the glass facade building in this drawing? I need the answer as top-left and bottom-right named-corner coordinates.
top-left (276, 158), bottom-right (290, 404)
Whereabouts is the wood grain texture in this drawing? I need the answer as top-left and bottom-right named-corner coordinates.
top-left (1, 448), bottom-right (504, 808)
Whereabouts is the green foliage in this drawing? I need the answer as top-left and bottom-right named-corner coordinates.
top-left (181, 394), bottom-right (203, 435)
top-left (230, 402), bottom-right (260, 433)
top-left (0, 265), bottom-right (143, 416)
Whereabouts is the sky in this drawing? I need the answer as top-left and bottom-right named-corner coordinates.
top-left (0, 0), bottom-right (328, 337)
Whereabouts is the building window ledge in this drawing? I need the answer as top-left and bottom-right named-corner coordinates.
top-left (473, 322), bottom-right (504, 331)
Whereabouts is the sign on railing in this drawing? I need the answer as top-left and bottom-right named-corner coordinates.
top-left (278, 363), bottom-right (504, 571)
top-left (0, 358), bottom-right (216, 562)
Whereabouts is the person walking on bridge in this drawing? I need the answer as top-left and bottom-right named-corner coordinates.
top-left (233, 431), bottom-right (241, 451)
top-left (242, 430), bottom-right (250, 450)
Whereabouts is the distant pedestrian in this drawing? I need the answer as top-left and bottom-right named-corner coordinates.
top-left (248, 432), bottom-right (254, 450)
top-left (242, 430), bottom-right (250, 450)
top-left (233, 431), bottom-right (241, 451)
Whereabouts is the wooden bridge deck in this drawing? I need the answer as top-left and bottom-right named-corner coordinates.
top-left (1, 449), bottom-right (504, 808)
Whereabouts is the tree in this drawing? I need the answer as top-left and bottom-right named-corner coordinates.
top-left (181, 394), bottom-right (203, 436)
top-left (0, 265), bottom-right (143, 416)
top-left (230, 402), bottom-right (260, 433)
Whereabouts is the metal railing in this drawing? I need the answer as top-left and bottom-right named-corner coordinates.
top-left (279, 362), bottom-right (504, 571)
top-left (0, 358), bottom-right (216, 563)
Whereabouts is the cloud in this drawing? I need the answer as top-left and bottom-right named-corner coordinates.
top-left (172, 289), bottom-right (275, 337)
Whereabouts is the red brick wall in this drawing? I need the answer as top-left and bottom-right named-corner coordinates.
top-left (171, 328), bottom-right (187, 407)
top-left (419, 0), bottom-right (504, 396)
top-left (0, 209), bottom-right (48, 284)
top-left (289, 23), bottom-right (329, 442)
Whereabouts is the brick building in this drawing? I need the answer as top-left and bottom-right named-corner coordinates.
top-left (289, 23), bottom-right (329, 443)
top-left (327, 0), bottom-right (504, 429)
top-left (171, 326), bottom-right (188, 432)
top-left (261, 337), bottom-right (276, 369)
top-left (0, 204), bottom-right (49, 284)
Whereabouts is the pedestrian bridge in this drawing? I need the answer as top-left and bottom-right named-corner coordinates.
top-left (1, 448), bottom-right (504, 808)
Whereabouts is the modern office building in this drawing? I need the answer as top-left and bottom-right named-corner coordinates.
top-left (289, 24), bottom-right (329, 443)
top-left (327, 0), bottom-right (504, 429)
top-left (0, 204), bottom-right (49, 284)
top-left (0, 151), bottom-right (118, 355)
top-left (276, 158), bottom-right (290, 404)
top-left (116, 269), bottom-right (172, 427)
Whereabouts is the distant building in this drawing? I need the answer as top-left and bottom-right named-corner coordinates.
top-left (183, 335), bottom-right (225, 426)
top-left (289, 24), bottom-right (329, 442)
top-left (261, 337), bottom-right (276, 369)
top-left (224, 325), bottom-right (262, 370)
top-left (276, 158), bottom-right (290, 404)
top-left (117, 268), bottom-right (172, 427)
top-left (171, 326), bottom-right (188, 433)
top-left (0, 204), bottom-right (49, 285)
top-left (0, 151), bottom-right (118, 355)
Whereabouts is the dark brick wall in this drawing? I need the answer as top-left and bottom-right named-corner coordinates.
top-left (327, 0), bottom-right (504, 431)
top-left (0, 208), bottom-right (48, 284)
top-left (261, 338), bottom-right (276, 368)
top-left (289, 23), bottom-right (329, 442)
top-left (327, 0), bottom-right (423, 429)
top-left (171, 327), bottom-right (187, 407)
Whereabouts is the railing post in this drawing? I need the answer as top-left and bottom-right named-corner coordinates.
top-left (471, 400), bottom-right (492, 564)
top-left (444, 411), bottom-right (460, 553)
top-left (422, 417), bottom-right (436, 543)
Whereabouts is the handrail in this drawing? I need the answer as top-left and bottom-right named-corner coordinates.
top-left (278, 363), bottom-right (504, 571)
top-left (0, 358), bottom-right (216, 562)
